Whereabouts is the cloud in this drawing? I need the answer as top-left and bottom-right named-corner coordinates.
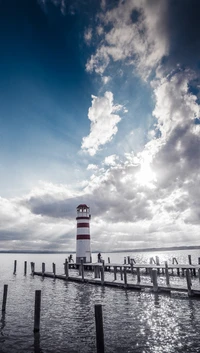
top-left (81, 91), bottom-right (123, 156)
top-left (84, 27), bottom-right (92, 45)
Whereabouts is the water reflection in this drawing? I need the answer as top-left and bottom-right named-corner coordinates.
top-left (34, 332), bottom-right (43, 353)
top-left (0, 312), bottom-right (6, 333)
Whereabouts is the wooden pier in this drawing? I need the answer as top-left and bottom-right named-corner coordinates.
top-left (32, 257), bottom-right (200, 298)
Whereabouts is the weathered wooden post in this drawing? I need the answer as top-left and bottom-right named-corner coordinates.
top-left (100, 266), bottom-right (104, 285)
top-left (188, 255), bottom-right (192, 265)
top-left (2, 285), bottom-right (8, 312)
top-left (108, 257), bottom-right (110, 263)
top-left (186, 269), bottom-right (192, 296)
top-left (124, 267), bottom-right (127, 288)
top-left (124, 257), bottom-right (126, 264)
top-left (52, 263), bottom-right (56, 278)
top-left (198, 257), bottom-right (200, 265)
top-left (120, 266), bottom-right (123, 281)
top-left (64, 259), bottom-right (69, 280)
top-left (198, 268), bottom-right (200, 282)
top-left (31, 262), bottom-right (35, 276)
top-left (95, 304), bottom-right (104, 353)
top-left (165, 261), bottom-right (170, 286)
top-left (152, 269), bottom-right (158, 292)
top-left (156, 256), bottom-right (160, 274)
top-left (130, 260), bottom-right (134, 274)
top-left (13, 260), bottom-right (17, 275)
top-left (114, 266), bottom-right (117, 280)
top-left (81, 258), bottom-right (84, 282)
top-left (42, 263), bottom-right (45, 277)
top-left (24, 261), bottom-right (27, 276)
top-left (136, 267), bottom-right (141, 283)
top-left (34, 290), bottom-right (41, 332)
top-left (127, 256), bottom-right (130, 265)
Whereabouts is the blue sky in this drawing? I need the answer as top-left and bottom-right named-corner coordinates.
top-left (1, 0), bottom-right (200, 252)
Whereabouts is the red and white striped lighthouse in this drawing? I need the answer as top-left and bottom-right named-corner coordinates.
top-left (76, 204), bottom-right (92, 264)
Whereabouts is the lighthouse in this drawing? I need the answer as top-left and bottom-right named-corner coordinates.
top-left (76, 204), bottom-right (92, 264)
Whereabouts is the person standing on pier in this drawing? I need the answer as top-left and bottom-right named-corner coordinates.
top-left (97, 253), bottom-right (102, 262)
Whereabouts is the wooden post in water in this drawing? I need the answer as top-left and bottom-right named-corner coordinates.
top-left (136, 267), bottom-right (141, 283)
top-left (95, 304), bottom-right (104, 353)
top-left (81, 259), bottom-right (84, 282)
top-left (152, 269), bottom-right (158, 292)
top-left (124, 257), bottom-right (126, 265)
top-left (31, 262), bottom-right (35, 276)
top-left (156, 256), bottom-right (160, 274)
top-left (100, 266), bottom-right (104, 285)
top-left (2, 284), bottom-right (8, 312)
top-left (198, 268), bottom-right (200, 283)
top-left (13, 260), bottom-right (17, 275)
top-left (124, 267), bottom-right (127, 288)
top-left (127, 256), bottom-right (130, 265)
top-left (188, 255), bottom-right (192, 265)
top-left (64, 259), bottom-right (69, 279)
top-left (165, 261), bottom-right (170, 286)
top-left (42, 263), bottom-right (45, 277)
top-left (120, 266), bottom-right (123, 281)
top-left (24, 261), bottom-right (27, 276)
top-left (108, 257), bottom-right (110, 263)
top-left (186, 269), bottom-right (192, 296)
top-left (114, 266), bottom-right (117, 280)
top-left (52, 263), bottom-right (56, 278)
top-left (34, 290), bottom-right (41, 333)
top-left (130, 260), bottom-right (134, 274)
top-left (198, 257), bottom-right (200, 265)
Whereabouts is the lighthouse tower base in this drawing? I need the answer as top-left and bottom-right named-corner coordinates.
top-left (76, 239), bottom-right (92, 263)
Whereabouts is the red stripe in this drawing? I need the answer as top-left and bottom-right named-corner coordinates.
top-left (77, 223), bottom-right (89, 228)
top-left (77, 234), bottom-right (90, 240)
top-left (76, 217), bottom-right (90, 220)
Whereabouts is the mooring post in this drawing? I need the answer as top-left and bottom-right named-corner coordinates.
top-left (108, 257), bottom-right (110, 263)
top-left (127, 256), bottom-right (130, 265)
top-left (120, 266), bottom-right (123, 281)
top-left (198, 268), bottom-right (200, 282)
top-left (42, 263), bottom-right (45, 277)
top-left (64, 259), bottom-right (69, 280)
top-left (24, 261), bottom-right (27, 276)
top-left (13, 260), bottom-right (17, 275)
top-left (152, 269), bottom-right (158, 292)
top-left (124, 257), bottom-right (126, 265)
top-left (95, 304), bottom-right (104, 353)
top-left (198, 257), bottom-right (200, 265)
top-left (124, 267), bottom-right (127, 288)
top-left (52, 263), bottom-right (56, 278)
top-left (136, 267), bottom-right (141, 283)
top-left (94, 266), bottom-right (97, 279)
top-left (81, 259), bottom-right (84, 282)
top-left (188, 255), bottom-right (192, 265)
top-left (114, 266), bottom-right (117, 280)
top-left (186, 269), bottom-right (192, 296)
top-left (156, 256), bottom-right (160, 274)
top-left (130, 260), bottom-right (134, 274)
top-left (100, 266), bottom-right (104, 285)
top-left (31, 262), bottom-right (35, 276)
top-left (2, 284), bottom-right (8, 312)
top-left (34, 290), bottom-right (41, 333)
top-left (165, 261), bottom-right (170, 286)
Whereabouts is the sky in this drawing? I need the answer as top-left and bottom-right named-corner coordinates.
top-left (0, 0), bottom-right (200, 252)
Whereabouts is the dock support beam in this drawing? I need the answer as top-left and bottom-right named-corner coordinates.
top-left (165, 261), bottom-right (170, 286)
top-left (2, 284), bottom-right (8, 312)
top-left (34, 290), bottom-right (41, 332)
top-left (13, 260), bottom-right (17, 275)
top-left (95, 304), bottom-right (104, 353)
top-left (24, 261), bottom-right (27, 276)
top-left (64, 259), bottom-right (69, 279)
top-left (152, 269), bottom-right (158, 292)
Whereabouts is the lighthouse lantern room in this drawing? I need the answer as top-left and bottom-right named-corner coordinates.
top-left (76, 204), bottom-right (92, 264)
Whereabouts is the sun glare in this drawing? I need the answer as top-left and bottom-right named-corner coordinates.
top-left (135, 162), bottom-right (157, 188)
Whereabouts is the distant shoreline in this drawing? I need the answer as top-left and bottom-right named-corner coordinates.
top-left (0, 245), bottom-right (200, 254)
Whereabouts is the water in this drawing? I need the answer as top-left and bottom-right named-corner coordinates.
top-left (1, 249), bottom-right (200, 352)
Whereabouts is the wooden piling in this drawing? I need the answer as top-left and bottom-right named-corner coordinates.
top-left (198, 268), bottom-right (200, 282)
top-left (95, 304), bottom-right (104, 353)
top-left (13, 260), bottom-right (17, 275)
top-left (136, 267), bottom-right (140, 283)
top-left (64, 259), bottom-right (69, 279)
top-left (124, 257), bottom-right (126, 265)
top-left (186, 269), bottom-right (192, 296)
top-left (81, 259), bottom-right (84, 282)
top-left (24, 261), bottom-right (27, 276)
top-left (120, 266), bottom-right (123, 281)
top-left (130, 260), bottom-right (134, 274)
top-left (100, 266), bottom-right (104, 285)
top-left (127, 256), bottom-right (130, 265)
top-left (52, 263), bottom-right (56, 278)
top-left (124, 267), bottom-right (127, 288)
top-left (31, 262), bottom-right (35, 275)
top-left (114, 266), bottom-right (117, 280)
top-left (108, 257), bottom-right (110, 263)
top-left (42, 263), bottom-right (45, 277)
top-left (165, 261), bottom-right (170, 286)
top-left (2, 285), bottom-right (8, 312)
top-left (188, 255), bottom-right (192, 265)
top-left (152, 269), bottom-right (158, 292)
top-left (34, 290), bottom-right (41, 333)
top-left (198, 257), bottom-right (200, 265)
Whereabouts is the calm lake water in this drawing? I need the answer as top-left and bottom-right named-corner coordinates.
top-left (1, 249), bottom-right (200, 353)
